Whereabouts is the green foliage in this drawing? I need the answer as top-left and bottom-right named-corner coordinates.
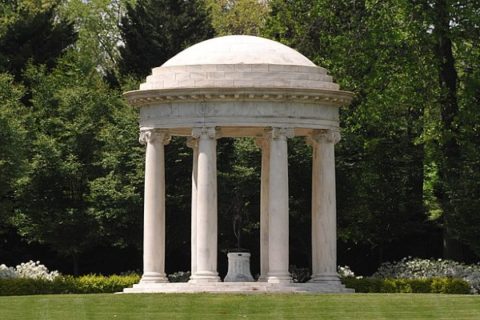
top-left (0, 73), bottom-right (26, 229)
top-left (0, 0), bottom-right (479, 277)
top-left (119, 0), bottom-right (214, 78)
top-left (205, 0), bottom-right (270, 36)
top-left (10, 52), bottom-right (139, 272)
top-left (343, 277), bottom-right (471, 294)
top-left (0, 2), bottom-right (77, 79)
top-left (264, 0), bottom-right (436, 261)
top-left (0, 274), bottom-right (140, 296)
top-left (58, 0), bottom-right (133, 75)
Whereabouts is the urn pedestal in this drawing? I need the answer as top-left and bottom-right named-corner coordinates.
top-left (224, 252), bottom-right (254, 282)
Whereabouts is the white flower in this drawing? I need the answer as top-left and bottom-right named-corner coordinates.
top-left (373, 257), bottom-right (480, 294)
top-left (337, 265), bottom-right (355, 278)
top-left (0, 261), bottom-right (60, 281)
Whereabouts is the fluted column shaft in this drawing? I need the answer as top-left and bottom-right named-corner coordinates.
top-left (256, 134), bottom-right (271, 282)
top-left (187, 138), bottom-right (199, 278)
top-left (267, 127), bottom-right (294, 283)
top-left (140, 129), bottom-right (170, 283)
top-left (309, 129), bottom-right (341, 283)
top-left (190, 127), bottom-right (220, 282)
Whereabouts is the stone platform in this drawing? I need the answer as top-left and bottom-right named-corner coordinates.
top-left (122, 282), bottom-right (354, 294)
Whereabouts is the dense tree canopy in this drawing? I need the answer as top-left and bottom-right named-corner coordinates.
top-left (119, 0), bottom-right (214, 79)
top-left (0, 0), bottom-right (478, 276)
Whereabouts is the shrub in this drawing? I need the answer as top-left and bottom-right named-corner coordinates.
top-left (0, 274), bottom-right (141, 296)
top-left (338, 265), bottom-right (356, 278)
top-left (290, 266), bottom-right (310, 283)
top-left (0, 261), bottom-right (60, 280)
top-left (168, 271), bottom-right (190, 282)
top-left (343, 277), bottom-right (470, 294)
top-left (0, 264), bottom-right (16, 279)
top-left (373, 257), bottom-right (480, 293)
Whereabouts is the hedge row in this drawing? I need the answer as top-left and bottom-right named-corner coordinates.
top-left (0, 274), bottom-right (140, 296)
top-left (343, 277), bottom-right (471, 294)
top-left (0, 275), bottom-right (471, 296)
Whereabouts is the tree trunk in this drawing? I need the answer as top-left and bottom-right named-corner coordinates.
top-left (432, 0), bottom-right (461, 260)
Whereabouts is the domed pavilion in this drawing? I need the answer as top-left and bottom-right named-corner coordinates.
top-left (123, 35), bottom-right (353, 293)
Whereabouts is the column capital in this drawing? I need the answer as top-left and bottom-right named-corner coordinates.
top-left (139, 129), bottom-right (171, 145)
top-left (269, 127), bottom-right (295, 141)
top-left (191, 127), bottom-right (220, 140)
top-left (186, 137), bottom-right (198, 149)
top-left (307, 129), bottom-right (341, 145)
top-left (255, 128), bottom-right (274, 148)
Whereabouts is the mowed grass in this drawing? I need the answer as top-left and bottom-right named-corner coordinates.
top-left (0, 293), bottom-right (479, 320)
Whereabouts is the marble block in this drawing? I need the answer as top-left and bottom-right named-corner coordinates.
top-left (224, 252), bottom-right (254, 282)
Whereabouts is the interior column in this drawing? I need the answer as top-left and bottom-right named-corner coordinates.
top-left (309, 129), bottom-right (342, 284)
top-left (267, 127), bottom-right (294, 283)
top-left (139, 129), bottom-right (170, 283)
top-left (189, 127), bottom-right (220, 282)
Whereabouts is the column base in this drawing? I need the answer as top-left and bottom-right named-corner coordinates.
top-left (257, 275), bottom-right (268, 282)
top-left (140, 272), bottom-right (169, 284)
top-left (267, 272), bottom-right (292, 283)
top-left (189, 271), bottom-right (221, 283)
top-left (309, 273), bottom-right (341, 284)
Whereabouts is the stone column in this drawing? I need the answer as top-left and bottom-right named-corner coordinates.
top-left (139, 129), bottom-right (170, 283)
top-left (255, 133), bottom-right (270, 282)
top-left (267, 127), bottom-right (294, 283)
top-left (308, 129), bottom-right (342, 284)
top-left (189, 127), bottom-right (220, 283)
top-left (187, 137), bottom-right (198, 278)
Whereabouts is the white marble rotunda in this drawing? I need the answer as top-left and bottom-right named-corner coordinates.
top-left (123, 35), bottom-right (353, 293)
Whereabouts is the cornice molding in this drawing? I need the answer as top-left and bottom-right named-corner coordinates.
top-left (124, 88), bottom-right (354, 107)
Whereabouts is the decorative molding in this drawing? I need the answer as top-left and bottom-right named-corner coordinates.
top-left (191, 127), bottom-right (220, 140)
top-left (254, 128), bottom-right (275, 148)
top-left (270, 127), bottom-right (295, 141)
top-left (139, 129), bottom-right (171, 145)
top-left (307, 129), bottom-right (341, 145)
top-left (125, 88), bottom-right (353, 107)
top-left (186, 137), bottom-right (198, 149)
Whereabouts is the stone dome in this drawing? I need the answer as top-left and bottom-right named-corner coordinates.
top-left (138, 35), bottom-right (340, 91)
top-left (125, 35), bottom-right (353, 139)
top-left (162, 35), bottom-right (315, 67)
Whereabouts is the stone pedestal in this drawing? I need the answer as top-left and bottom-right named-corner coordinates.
top-left (224, 252), bottom-right (254, 282)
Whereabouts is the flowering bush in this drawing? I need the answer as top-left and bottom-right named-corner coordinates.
top-left (373, 257), bottom-right (480, 294)
top-left (168, 271), bottom-right (191, 282)
top-left (0, 261), bottom-right (60, 281)
top-left (289, 265), bottom-right (310, 283)
top-left (0, 264), bottom-right (16, 279)
top-left (338, 265), bottom-right (357, 278)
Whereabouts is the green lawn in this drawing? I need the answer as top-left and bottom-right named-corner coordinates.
top-left (0, 293), bottom-right (479, 319)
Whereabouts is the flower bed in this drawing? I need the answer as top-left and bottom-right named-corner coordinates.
top-left (372, 257), bottom-right (480, 294)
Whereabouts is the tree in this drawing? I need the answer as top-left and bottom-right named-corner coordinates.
top-left (0, 73), bottom-right (26, 234)
top-left (0, 2), bottom-right (77, 80)
top-left (12, 54), bottom-right (129, 274)
top-left (421, 0), bottom-right (480, 259)
top-left (58, 0), bottom-right (134, 83)
top-left (119, 0), bottom-right (214, 79)
top-left (205, 0), bottom-right (270, 36)
top-left (264, 0), bottom-right (438, 270)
